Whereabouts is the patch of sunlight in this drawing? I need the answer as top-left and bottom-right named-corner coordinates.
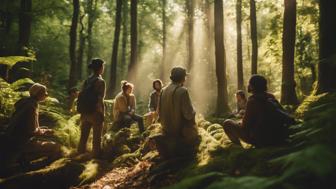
top-left (79, 160), bottom-right (99, 184)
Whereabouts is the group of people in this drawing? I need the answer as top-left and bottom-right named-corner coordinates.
top-left (1, 58), bottom-right (294, 173)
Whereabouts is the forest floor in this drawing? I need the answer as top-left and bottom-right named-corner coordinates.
top-left (1, 60), bottom-right (336, 188)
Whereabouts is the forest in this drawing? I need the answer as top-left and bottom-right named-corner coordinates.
top-left (0, 0), bottom-right (336, 188)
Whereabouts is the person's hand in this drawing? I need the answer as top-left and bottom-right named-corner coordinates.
top-left (35, 128), bottom-right (54, 136)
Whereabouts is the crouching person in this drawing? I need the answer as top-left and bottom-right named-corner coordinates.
top-left (112, 81), bottom-right (144, 133)
top-left (0, 83), bottom-right (61, 173)
top-left (223, 75), bottom-right (294, 147)
top-left (155, 67), bottom-right (200, 160)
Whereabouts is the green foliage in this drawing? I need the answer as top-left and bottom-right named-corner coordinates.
top-left (0, 56), bottom-right (36, 68)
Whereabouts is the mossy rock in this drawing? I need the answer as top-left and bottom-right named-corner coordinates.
top-left (0, 56), bottom-right (35, 82)
top-left (10, 78), bottom-right (34, 91)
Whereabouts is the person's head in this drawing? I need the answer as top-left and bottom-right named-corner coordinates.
top-left (88, 58), bottom-right (105, 75)
top-left (170, 66), bottom-right (188, 84)
top-left (69, 87), bottom-right (79, 98)
top-left (248, 75), bottom-right (268, 94)
top-left (29, 83), bottom-right (48, 102)
top-left (121, 80), bottom-right (134, 95)
top-left (152, 79), bottom-right (163, 91)
top-left (236, 90), bottom-right (246, 102)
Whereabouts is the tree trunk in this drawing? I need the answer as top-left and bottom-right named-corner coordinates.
top-left (121, 0), bottom-right (128, 78)
top-left (160, 0), bottom-right (167, 81)
top-left (214, 0), bottom-right (230, 116)
top-left (186, 0), bottom-right (194, 71)
top-left (316, 0), bottom-right (336, 94)
top-left (108, 0), bottom-right (122, 98)
top-left (236, 0), bottom-right (244, 90)
top-left (77, 14), bottom-right (86, 80)
top-left (281, 0), bottom-right (299, 105)
top-left (17, 0), bottom-right (32, 54)
top-left (250, 0), bottom-right (258, 74)
top-left (128, 0), bottom-right (138, 81)
top-left (86, 0), bottom-right (98, 74)
top-left (69, 0), bottom-right (80, 89)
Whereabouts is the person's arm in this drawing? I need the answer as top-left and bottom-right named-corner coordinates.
top-left (181, 90), bottom-right (196, 125)
top-left (96, 79), bottom-right (106, 114)
top-left (148, 92), bottom-right (156, 112)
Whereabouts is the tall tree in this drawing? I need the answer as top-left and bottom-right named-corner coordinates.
top-left (77, 14), bottom-right (86, 80)
top-left (120, 0), bottom-right (128, 77)
top-left (316, 0), bottom-right (336, 94)
top-left (69, 0), bottom-right (80, 88)
top-left (160, 0), bottom-right (167, 80)
top-left (214, 0), bottom-right (230, 115)
top-left (128, 0), bottom-right (138, 80)
top-left (236, 0), bottom-right (244, 90)
top-left (17, 0), bottom-right (32, 54)
top-left (108, 0), bottom-right (122, 97)
top-left (250, 0), bottom-right (258, 74)
top-left (281, 0), bottom-right (299, 105)
top-left (186, 0), bottom-right (194, 71)
top-left (86, 0), bottom-right (98, 71)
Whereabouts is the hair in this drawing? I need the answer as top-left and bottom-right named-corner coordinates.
top-left (88, 58), bottom-right (105, 72)
top-left (236, 90), bottom-right (246, 99)
top-left (29, 83), bottom-right (47, 97)
top-left (68, 87), bottom-right (79, 95)
top-left (152, 79), bottom-right (163, 90)
top-left (249, 75), bottom-right (267, 93)
top-left (121, 80), bottom-right (134, 93)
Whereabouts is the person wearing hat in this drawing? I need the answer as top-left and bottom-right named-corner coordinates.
top-left (155, 66), bottom-right (200, 159)
top-left (77, 58), bottom-right (106, 158)
top-left (0, 83), bottom-right (61, 173)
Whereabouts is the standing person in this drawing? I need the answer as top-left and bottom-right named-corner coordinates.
top-left (234, 90), bottom-right (247, 118)
top-left (147, 79), bottom-right (163, 123)
top-left (0, 83), bottom-right (61, 174)
top-left (113, 81), bottom-right (144, 133)
top-left (77, 58), bottom-right (106, 158)
top-left (222, 75), bottom-right (294, 147)
top-left (67, 87), bottom-right (79, 114)
top-left (156, 66), bottom-right (200, 159)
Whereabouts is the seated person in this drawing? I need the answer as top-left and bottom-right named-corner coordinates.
top-left (222, 75), bottom-right (291, 147)
top-left (0, 83), bottom-right (61, 172)
top-left (112, 81), bottom-right (144, 133)
top-left (146, 79), bottom-right (163, 124)
top-left (67, 87), bottom-right (79, 114)
top-left (234, 90), bottom-right (247, 118)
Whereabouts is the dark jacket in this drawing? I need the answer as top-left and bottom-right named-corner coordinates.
top-left (148, 90), bottom-right (160, 112)
top-left (7, 97), bottom-right (39, 144)
top-left (83, 74), bottom-right (106, 115)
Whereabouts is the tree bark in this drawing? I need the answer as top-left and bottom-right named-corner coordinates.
top-left (108, 0), bottom-right (122, 98)
top-left (186, 0), bottom-right (195, 71)
top-left (160, 0), bottom-right (167, 81)
top-left (121, 0), bottom-right (128, 77)
top-left (250, 0), bottom-right (258, 74)
top-left (69, 0), bottom-right (80, 89)
top-left (281, 0), bottom-right (299, 105)
top-left (236, 0), bottom-right (244, 90)
top-left (17, 0), bottom-right (32, 54)
top-left (128, 0), bottom-right (138, 81)
top-left (86, 0), bottom-right (98, 73)
top-left (316, 0), bottom-right (336, 94)
top-left (77, 14), bottom-right (86, 80)
top-left (214, 0), bottom-right (230, 116)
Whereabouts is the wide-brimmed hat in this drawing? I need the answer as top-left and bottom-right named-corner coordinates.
top-left (29, 83), bottom-right (48, 97)
top-left (88, 58), bottom-right (105, 70)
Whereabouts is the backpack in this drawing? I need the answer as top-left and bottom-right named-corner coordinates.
top-left (77, 77), bottom-right (99, 114)
top-left (254, 96), bottom-right (296, 146)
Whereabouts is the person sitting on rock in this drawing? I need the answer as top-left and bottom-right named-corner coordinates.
top-left (234, 90), bottom-right (247, 118)
top-left (155, 66), bottom-right (200, 159)
top-left (113, 80), bottom-right (144, 133)
top-left (0, 83), bottom-right (62, 172)
top-left (67, 87), bottom-right (79, 114)
top-left (222, 75), bottom-right (293, 147)
top-left (147, 79), bottom-right (163, 124)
